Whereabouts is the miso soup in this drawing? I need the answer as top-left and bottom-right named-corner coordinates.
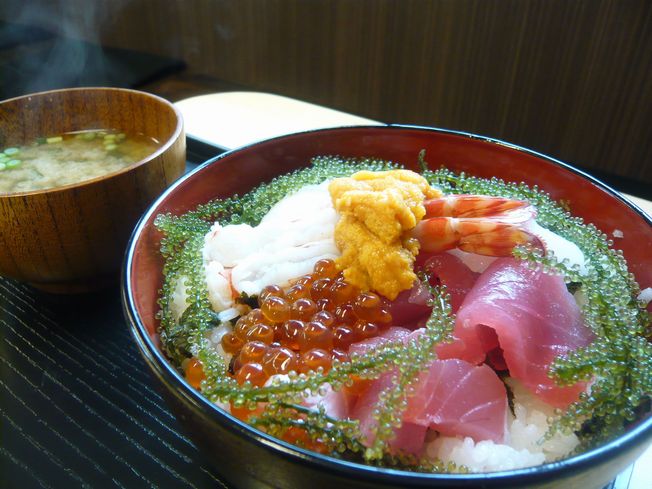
top-left (0, 130), bottom-right (160, 194)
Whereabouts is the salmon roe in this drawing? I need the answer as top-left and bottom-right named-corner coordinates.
top-left (184, 357), bottom-right (206, 389)
top-left (225, 259), bottom-right (393, 385)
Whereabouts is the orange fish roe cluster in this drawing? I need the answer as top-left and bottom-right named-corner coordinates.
top-left (219, 259), bottom-right (393, 387)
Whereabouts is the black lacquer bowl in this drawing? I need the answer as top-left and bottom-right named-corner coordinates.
top-left (123, 126), bottom-right (652, 489)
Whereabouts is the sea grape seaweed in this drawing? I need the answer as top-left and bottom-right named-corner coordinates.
top-left (155, 155), bottom-right (652, 469)
top-left (365, 280), bottom-right (455, 461)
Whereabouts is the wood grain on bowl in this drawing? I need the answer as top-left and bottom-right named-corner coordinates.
top-left (0, 88), bottom-right (185, 293)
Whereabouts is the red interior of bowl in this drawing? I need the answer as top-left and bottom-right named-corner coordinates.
top-left (129, 126), bottom-right (652, 341)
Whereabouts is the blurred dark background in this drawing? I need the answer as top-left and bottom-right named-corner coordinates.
top-left (0, 0), bottom-right (650, 188)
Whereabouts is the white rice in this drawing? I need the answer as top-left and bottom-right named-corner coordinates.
top-left (169, 275), bottom-right (190, 321)
top-left (638, 287), bottom-right (652, 306)
top-left (208, 322), bottom-right (233, 363)
top-left (427, 436), bottom-right (545, 472)
top-left (528, 222), bottom-right (588, 276)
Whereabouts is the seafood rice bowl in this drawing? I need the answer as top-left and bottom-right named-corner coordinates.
top-left (124, 126), bottom-right (652, 489)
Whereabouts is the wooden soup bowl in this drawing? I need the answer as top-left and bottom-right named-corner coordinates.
top-left (0, 87), bottom-right (185, 293)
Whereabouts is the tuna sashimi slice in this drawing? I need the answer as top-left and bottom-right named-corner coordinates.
top-left (349, 329), bottom-right (508, 454)
top-left (386, 281), bottom-right (432, 329)
top-left (387, 252), bottom-right (479, 330)
top-left (303, 383), bottom-right (354, 420)
top-left (344, 327), bottom-right (413, 406)
top-left (438, 258), bottom-right (594, 408)
top-left (349, 327), bottom-right (412, 356)
top-left (416, 252), bottom-right (480, 312)
top-left (403, 358), bottom-right (508, 443)
top-left (349, 363), bottom-right (428, 456)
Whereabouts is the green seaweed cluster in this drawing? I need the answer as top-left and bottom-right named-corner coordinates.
top-left (154, 155), bottom-right (651, 470)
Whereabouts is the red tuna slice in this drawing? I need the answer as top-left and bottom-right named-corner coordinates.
top-left (416, 252), bottom-right (480, 312)
top-left (349, 327), bottom-right (427, 455)
top-left (438, 257), bottom-right (594, 408)
top-left (303, 384), bottom-right (353, 420)
top-left (402, 358), bottom-right (508, 443)
top-left (349, 329), bottom-right (507, 452)
top-left (349, 366), bottom-right (428, 456)
top-left (345, 327), bottom-right (412, 401)
top-left (387, 252), bottom-right (479, 329)
top-left (386, 280), bottom-right (432, 328)
top-left (349, 326), bottom-right (411, 356)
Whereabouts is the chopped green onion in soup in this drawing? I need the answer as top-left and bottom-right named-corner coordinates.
top-left (0, 130), bottom-right (160, 194)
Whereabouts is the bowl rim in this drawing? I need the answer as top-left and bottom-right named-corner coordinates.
top-left (0, 86), bottom-right (184, 198)
top-left (122, 124), bottom-right (652, 485)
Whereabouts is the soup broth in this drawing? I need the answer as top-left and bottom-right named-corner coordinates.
top-left (0, 130), bottom-right (160, 194)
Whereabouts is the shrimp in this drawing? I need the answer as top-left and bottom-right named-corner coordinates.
top-left (412, 195), bottom-right (542, 256)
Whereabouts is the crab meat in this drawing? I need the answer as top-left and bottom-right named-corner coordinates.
top-left (203, 182), bottom-right (340, 303)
